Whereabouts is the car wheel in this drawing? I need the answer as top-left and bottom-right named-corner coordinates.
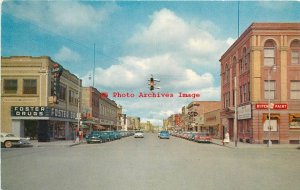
top-left (4, 141), bottom-right (13, 148)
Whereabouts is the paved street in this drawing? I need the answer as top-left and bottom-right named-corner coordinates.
top-left (2, 133), bottom-right (300, 190)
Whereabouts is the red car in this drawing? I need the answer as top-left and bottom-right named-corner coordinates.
top-left (194, 132), bottom-right (212, 143)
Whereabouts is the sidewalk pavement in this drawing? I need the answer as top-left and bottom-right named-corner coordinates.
top-left (212, 138), bottom-right (300, 149)
top-left (30, 139), bottom-right (86, 147)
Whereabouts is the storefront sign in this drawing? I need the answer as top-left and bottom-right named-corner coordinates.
top-left (256, 103), bottom-right (288, 109)
top-left (238, 104), bottom-right (252, 120)
top-left (11, 106), bottom-right (50, 117)
top-left (11, 106), bottom-right (76, 120)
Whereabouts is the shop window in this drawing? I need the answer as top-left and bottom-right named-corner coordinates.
top-left (263, 114), bottom-right (280, 132)
top-left (264, 40), bottom-right (276, 66)
top-left (289, 114), bottom-right (300, 129)
top-left (23, 79), bottom-right (37, 94)
top-left (290, 81), bottom-right (300, 99)
top-left (264, 80), bottom-right (276, 99)
top-left (3, 79), bottom-right (18, 94)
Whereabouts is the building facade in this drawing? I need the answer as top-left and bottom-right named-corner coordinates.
top-left (127, 116), bottom-right (140, 130)
top-left (220, 23), bottom-right (300, 144)
top-left (1, 56), bottom-right (80, 140)
top-left (99, 95), bottom-right (119, 131)
top-left (204, 109), bottom-right (221, 139)
top-left (186, 101), bottom-right (221, 132)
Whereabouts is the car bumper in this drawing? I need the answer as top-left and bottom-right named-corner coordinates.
top-left (159, 136), bottom-right (170, 139)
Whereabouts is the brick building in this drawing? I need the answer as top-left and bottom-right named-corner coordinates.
top-left (220, 23), bottom-right (300, 144)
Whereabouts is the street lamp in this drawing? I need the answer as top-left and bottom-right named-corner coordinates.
top-left (75, 77), bottom-right (82, 143)
top-left (267, 65), bottom-right (276, 147)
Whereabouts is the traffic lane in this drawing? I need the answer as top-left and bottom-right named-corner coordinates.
top-left (2, 133), bottom-right (300, 190)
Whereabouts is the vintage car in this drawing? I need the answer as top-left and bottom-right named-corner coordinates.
top-left (159, 131), bottom-right (170, 139)
top-left (0, 133), bottom-right (31, 148)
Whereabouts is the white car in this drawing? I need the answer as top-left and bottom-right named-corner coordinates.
top-left (0, 133), bottom-right (31, 148)
top-left (134, 131), bottom-right (144, 138)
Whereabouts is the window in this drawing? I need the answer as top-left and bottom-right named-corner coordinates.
top-left (290, 81), bottom-right (300, 99)
top-left (243, 84), bottom-right (247, 102)
top-left (225, 64), bottom-right (230, 83)
top-left (59, 85), bottom-right (66, 101)
top-left (264, 80), bottom-right (276, 100)
top-left (232, 57), bottom-right (237, 76)
top-left (264, 40), bottom-right (276, 66)
top-left (4, 79), bottom-right (17, 94)
top-left (23, 79), bottom-right (37, 94)
top-left (243, 48), bottom-right (248, 71)
top-left (69, 90), bottom-right (78, 105)
top-left (248, 82), bottom-right (250, 101)
top-left (224, 92), bottom-right (230, 108)
top-left (291, 39), bottom-right (300, 64)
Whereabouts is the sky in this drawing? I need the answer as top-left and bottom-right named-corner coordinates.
top-left (2, 1), bottom-right (300, 126)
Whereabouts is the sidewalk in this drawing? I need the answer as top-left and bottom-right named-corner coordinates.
top-left (212, 138), bottom-right (300, 149)
top-left (30, 139), bottom-right (86, 147)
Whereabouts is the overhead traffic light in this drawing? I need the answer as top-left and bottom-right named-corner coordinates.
top-left (148, 74), bottom-right (160, 91)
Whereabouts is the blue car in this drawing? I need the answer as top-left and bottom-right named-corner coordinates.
top-left (159, 131), bottom-right (170, 139)
top-left (86, 131), bottom-right (102, 143)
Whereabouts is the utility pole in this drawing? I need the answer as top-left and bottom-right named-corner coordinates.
top-left (234, 77), bottom-right (238, 147)
top-left (93, 43), bottom-right (95, 87)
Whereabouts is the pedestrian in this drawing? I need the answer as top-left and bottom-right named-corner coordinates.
top-left (75, 129), bottom-right (80, 143)
top-left (223, 131), bottom-right (230, 145)
top-left (79, 129), bottom-right (83, 142)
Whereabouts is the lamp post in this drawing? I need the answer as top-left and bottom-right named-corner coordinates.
top-left (76, 78), bottom-right (82, 143)
top-left (267, 65), bottom-right (276, 147)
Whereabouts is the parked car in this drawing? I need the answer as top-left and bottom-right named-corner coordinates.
top-left (159, 131), bottom-right (170, 139)
top-left (86, 131), bottom-right (102, 144)
top-left (100, 131), bottom-right (111, 142)
top-left (0, 133), bottom-right (31, 148)
top-left (194, 132), bottom-right (212, 143)
top-left (134, 131), bottom-right (144, 138)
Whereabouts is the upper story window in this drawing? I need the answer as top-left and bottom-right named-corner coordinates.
top-left (264, 80), bottom-right (276, 100)
top-left (232, 57), bottom-right (237, 76)
top-left (23, 79), bottom-right (37, 94)
top-left (291, 39), bottom-right (300, 64)
top-left (69, 90), bottom-right (78, 105)
top-left (290, 80), bottom-right (300, 99)
top-left (3, 79), bottom-right (18, 94)
top-left (59, 85), bottom-right (66, 101)
top-left (264, 40), bottom-right (276, 66)
top-left (225, 64), bottom-right (230, 84)
top-left (243, 47), bottom-right (249, 72)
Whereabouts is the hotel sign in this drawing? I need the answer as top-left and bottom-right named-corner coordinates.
top-left (11, 106), bottom-right (76, 120)
top-left (238, 104), bottom-right (252, 120)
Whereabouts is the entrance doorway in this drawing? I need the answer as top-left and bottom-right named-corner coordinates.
top-left (24, 120), bottom-right (38, 140)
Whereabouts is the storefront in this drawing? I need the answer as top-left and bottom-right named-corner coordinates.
top-left (11, 106), bottom-right (77, 141)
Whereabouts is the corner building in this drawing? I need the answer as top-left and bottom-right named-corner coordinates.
top-left (220, 23), bottom-right (300, 144)
top-left (1, 56), bottom-right (80, 141)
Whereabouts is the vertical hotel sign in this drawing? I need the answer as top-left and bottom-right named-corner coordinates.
top-left (52, 63), bottom-right (64, 102)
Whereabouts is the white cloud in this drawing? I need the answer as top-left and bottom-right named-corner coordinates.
top-left (54, 46), bottom-right (81, 63)
top-left (5, 1), bottom-right (118, 37)
top-left (83, 8), bottom-right (225, 124)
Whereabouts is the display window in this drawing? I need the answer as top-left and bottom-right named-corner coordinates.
top-left (289, 114), bottom-right (300, 129)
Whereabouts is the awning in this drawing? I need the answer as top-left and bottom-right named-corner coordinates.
top-left (93, 125), bottom-right (106, 130)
